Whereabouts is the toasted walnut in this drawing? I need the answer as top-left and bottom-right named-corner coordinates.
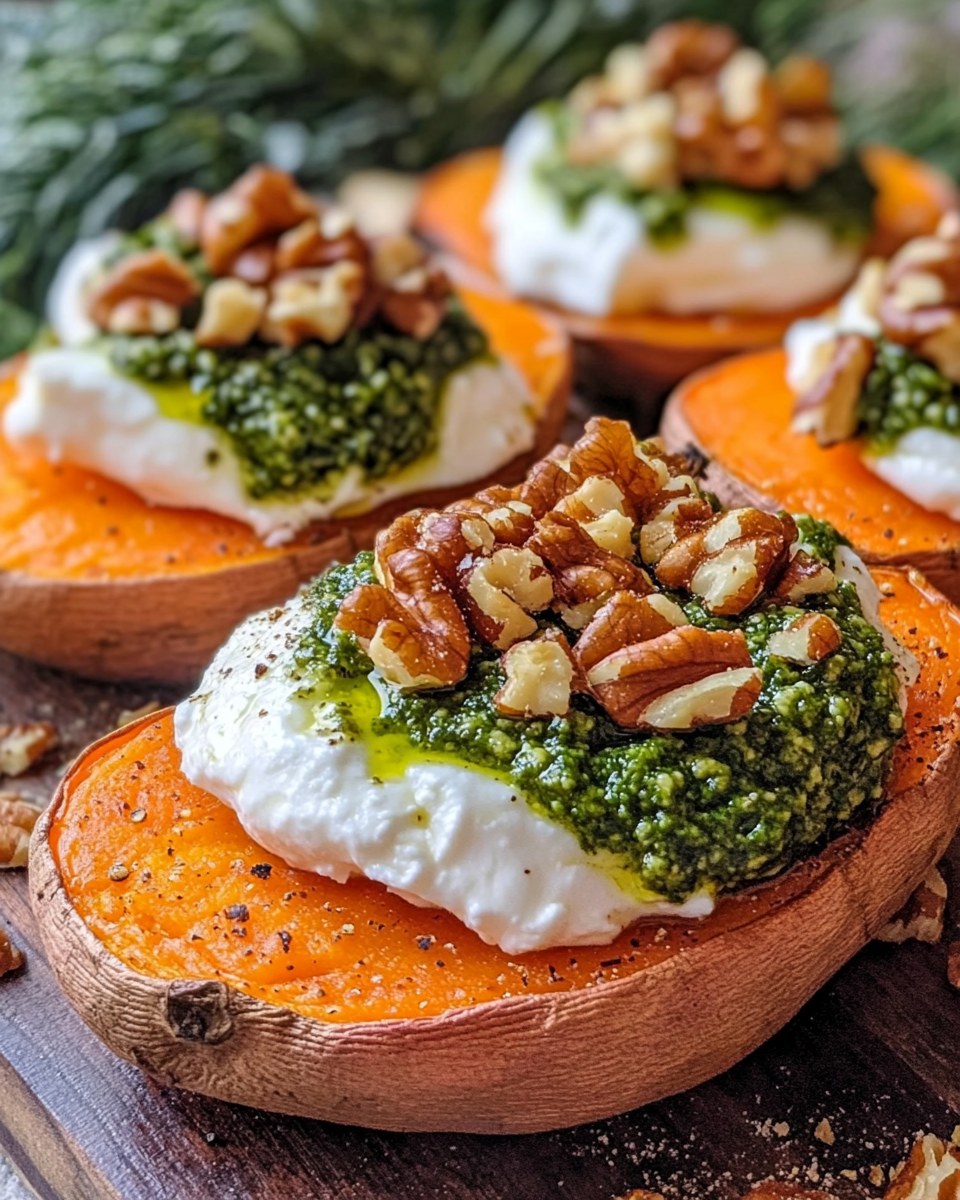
top-left (604, 43), bottom-right (651, 104)
top-left (226, 240), bottom-right (276, 285)
top-left (167, 188), bottom-right (207, 243)
top-left (335, 548), bottom-right (470, 689)
top-left (0, 722), bottom-right (58, 777)
top-left (585, 624), bottom-right (761, 731)
top-left (780, 113), bottom-right (842, 190)
top-left (574, 591), bottom-right (688, 674)
top-left (774, 55), bottom-right (833, 114)
top-left (380, 262), bottom-right (451, 339)
top-left (371, 233), bottom-right (427, 287)
top-left (918, 318), bottom-right (960, 384)
top-left (494, 629), bottom-right (578, 719)
top-left (769, 551), bottom-right (837, 602)
top-left (261, 261), bottom-right (365, 346)
top-left (105, 298), bottom-right (180, 336)
top-left (645, 20), bottom-right (739, 90)
top-left (449, 490), bottom-right (537, 547)
top-left (767, 612), bottom-right (842, 665)
top-left (88, 249), bottom-right (200, 330)
top-left (195, 278), bottom-right (268, 348)
top-left (0, 929), bottom-right (23, 977)
top-left (0, 794), bottom-right (40, 868)
top-left (885, 1136), bottom-right (960, 1199)
top-left (461, 547), bottom-right (553, 650)
top-left (639, 475), bottom-right (714, 565)
top-left (565, 419), bottom-right (668, 512)
top-left (876, 866), bottom-right (947, 945)
top-left (201, 165), bottom-right (316, 275)
top-left (529, 512), bottom-right (654, 630)
top-left (555, 476), bottom-right (635, 557)
top-left (717, 48), bottom-right (773, 126)
top-left (792, 333), bottom-right (875, 446)
top-left (656, 508), bottom-right (794, 616)
top-left (274, 215), bottom-right (367, 274)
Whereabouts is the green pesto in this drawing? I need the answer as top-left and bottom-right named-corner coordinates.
top-left (533, 102), bottom-right (875, 246)
top-left (292, 519), bottom-right (903, 903)
top-left (859, 338), bottom-right (960, 453)
top-left (102, 304), bottom-right (489, 500)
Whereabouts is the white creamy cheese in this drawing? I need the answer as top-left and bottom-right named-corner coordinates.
top-left (4, 348), bottom-right (535, 542)
top-left (487, 111), bottom-right (860, 317)
top-left (46, 232), bottom-right (120, 348)
top-left (785, 277), bottom-right (960, 520)
top-left (174, 596), bottom-right (714, 955)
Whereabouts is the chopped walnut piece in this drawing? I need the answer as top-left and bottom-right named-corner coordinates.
top-left (335, 548), bottom-right (470, 690)
top-left (0, 721), bottom-right (58, 777)
top-left (574, 591), bottom-right (688, 674)
top-left (767, 612), bottom-right (842, 665)
top-left (639, 475), bottom-right (714, 565)
top-left (166, 187), bottom-right (207, 243)
top-left (885, 1135), bottom-right (960, 1199)
top-left (0, 794), bottom-right (41, 868)
top-left (585, 624), bottom-right (762, 731)
top-left (195, 278), bottom-right (267, 348)
top-left (0, 929), bottom-right (23, 977)
top-left (261, 261), bottom-right (365, 346)
top-left (87, 248), bottom-right (200, 329)
top-left (792, 333), bottom-right (875, 445)
top-left (462, 546), bottom-right (553, 650)
top-left (645, 19), bottom-right (739, 91)
top-left (105, 298), bottom-right (180, 336)
top-left (380, 262), bottom-right (451, 339)
top-left (371, 233), bottom-right (427, 287)
top-left (770, 551), bottom-right (836, 603)
top-left (228, 240), bottom-right (276, 285)
top-left (877, 865), bottom-right (947, 944)
top-left (201, 164), bottom-right (316, 275)
top-left (494, 629), bottom-right (578, 719)
top-left (774, 55), bottom-right (832, 114)
top-left (565, 419), bottom-right (667, 512)
top-left (528, 511), bottom-right (653, 630)
top-left (656, 508), bottom-right (794, 615)
top-left (274, 215), bottom-right (367, 274)
top-left (555, 476), bottom-right (635, 557)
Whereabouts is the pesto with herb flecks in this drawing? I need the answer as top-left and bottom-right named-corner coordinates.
top-left (534, 102), bottom-right (875, 247)
top-left (103, 303), bottom-right (488, 500)
top-left (291, 519), bottom-right (903, 903)
top-left (859, 338), bottom-right (960, 453)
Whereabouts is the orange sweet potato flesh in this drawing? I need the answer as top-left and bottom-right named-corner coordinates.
top-left (676, 347), bottom-right (960, 559)
top-left (52, 566), bottom-right (960, 1023)
top-left (0, 283), bottom-right (567, 582)
top-left (415, 145), bottom-right (956, 350)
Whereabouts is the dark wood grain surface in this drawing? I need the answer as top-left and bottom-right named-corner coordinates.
top-left (1, 396), bottom-right (959, 1199)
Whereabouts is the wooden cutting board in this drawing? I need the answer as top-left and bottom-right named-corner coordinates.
top-left (2, 658), bottom-right (960, 1200)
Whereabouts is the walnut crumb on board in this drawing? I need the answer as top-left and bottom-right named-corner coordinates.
top-left (0, 928), bottom-right (23, 976)
top-left (0, 721), bottom-right (57, 777)
top-left (814, 1118), bottom-right (836, 1146)
top-left (0, 793), bottom-right (41, 868)
top-left (116, 700), bottom-right (161, 727)
top-left (877, 867), bottom-right (947, 944)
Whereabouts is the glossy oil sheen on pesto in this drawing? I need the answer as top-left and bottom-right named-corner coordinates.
top-left (292, 521), bottom-right (903, 903)
top-left (103, 304), bottom-right (489, 501)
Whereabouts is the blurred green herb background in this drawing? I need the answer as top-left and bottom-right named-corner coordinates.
top-left (1, 0), bottom-right (957, 357)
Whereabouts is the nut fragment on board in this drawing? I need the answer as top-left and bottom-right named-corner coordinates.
top-left (0, 928), bottom-right (23, 976)
top-left (876, 865), bottom-right (947, 944)
top-left (0, 721), bottom-right (58, 777)
top-left (0, 793), bottom-right (41, 868)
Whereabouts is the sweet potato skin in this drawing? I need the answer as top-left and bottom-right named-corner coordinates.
top-left (30, 566), bottom-right (960, 1132)
top-left (661, 348), bottom-right (960, 604)
top-left (0, 280), bottom-right (570, 683)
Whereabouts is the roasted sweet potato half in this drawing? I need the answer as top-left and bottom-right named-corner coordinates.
top-left (662, 347), bottom-right (960, 605)
top-left (30, 565), bottom-right (960, 1133)
top-left (0, 282), bottom-right (569, 684)
top-left (416, 146), bottom-right (957, 396)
